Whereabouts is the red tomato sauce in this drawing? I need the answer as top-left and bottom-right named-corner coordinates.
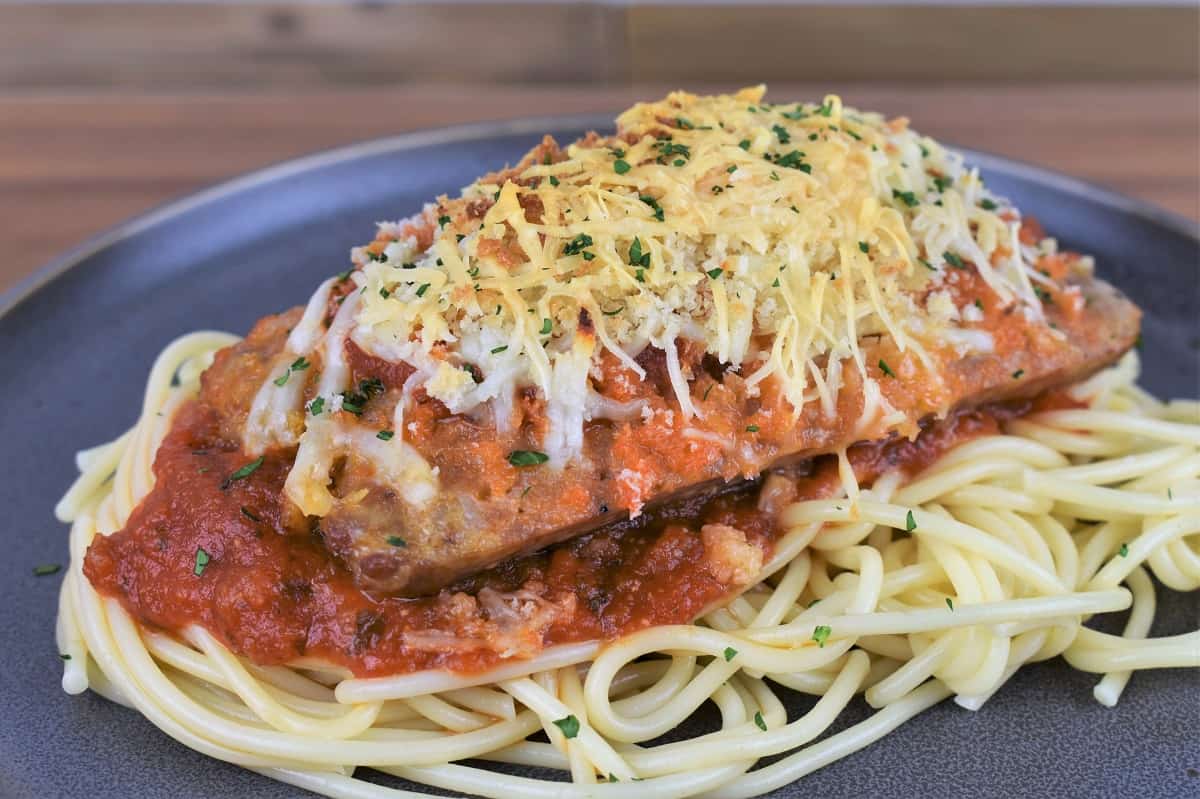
top-left (85, 398), bottom-right (1029, 678)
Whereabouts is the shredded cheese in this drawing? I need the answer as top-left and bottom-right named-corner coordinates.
top-left (325, 87), bottom-right (1050, 466)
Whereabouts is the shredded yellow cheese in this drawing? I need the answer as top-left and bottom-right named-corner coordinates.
top-left (348, 86), bottom-right (1045, 465)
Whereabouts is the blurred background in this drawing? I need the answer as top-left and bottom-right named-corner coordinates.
top-left (1, 0), bottom-right (1197, 292)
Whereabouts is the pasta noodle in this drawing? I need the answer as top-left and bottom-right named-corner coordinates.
top-left (56, 336), bottom-right (1200, 797)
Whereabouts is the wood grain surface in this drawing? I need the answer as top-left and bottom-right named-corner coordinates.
top-left (1, 81), bottom-right (1197, 294)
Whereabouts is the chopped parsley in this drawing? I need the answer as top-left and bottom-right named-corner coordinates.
top-left (878, 359), bottom-right (896, 378)
top-left (59, 653), bottom-right (71, 661)
top-left (746, 424), bottom-right (760, 433)
top-left (771, 124), bottom-right (791, 144)
top-left (640, 195), bottom-right (665, 221)
top-left (738, 139), bottom-right (751, 151)
top-left (1013, 369), bottom-right (1025, 379)
top-left (32, 564), bottom-right (61, 577)
top-left (727, 164), bottom-right (738, 173)
top-left (508, 450), bottom-right (549, 467)
top-left (754, 711), bottom-right (768, 731)
top-left (931, 175), bottom-right (953, 193)
top-left (811, 625), bottom-right (832, 648)
top-left (563, 233), bottom-right (594, 257)
top-left (816, 100), bottom-right (833, 117)
top-left (437, 214), bottom-right (451, 228)
top-left (602, 304), bottom-right (624, 317)
top-left (193, 548), bottom-right (211, 577)
top-left (946, 597), bottom-right (955, 611)
top-left (337, 378), bottom-right (384, 417)
top-left (308, 396), bottom-right (325, 415)
top-left (918, 257), bottom-right (935, 271)
top-left (773, 150), bottom-right (810, 172)
top-left (943, 252), bottom-right (965, 268)
top-left (548, 175), bottom-right (559, 187)
top-left (858, 241), bottom-right (870, 254)
top-left (613, 159), bottom-right (631, 175)
top-left (376, 430), bottom-right (394, 441)
top-left (905, 509), bottom-right (917, 532)
top-left (379, 286), bottom-right (390, 299)
top-left (553, 715), bottom-right (580, 739)
top-left (415, 283), bottom-right (431, 298)
top-left (540, 318), bottom-right (552, 335)
top-left (490, 345), bottom-right (508, 354)
top-left (221, 456), bottom-right (264, 490)
top-left (240, 506), bottom-right (261, 522)
top-left (675, 116), bottom-right (694, 130)
top-left (706, 267), bottom-right (723, 279)
top-left (723, 646), bottom-right (738, 662)
top-left (387, 536), bottom-right (407, 548)
top-left (629, 237), bottom-right (651, 268)
top-left (1118, 543), bottom-right (1129, 558)
top-left (892, 189), bottom-right (919, 208)
top-left (272, 355), bottom-right (313, 386)
top-left (980, 198), bottom-right (998, 211)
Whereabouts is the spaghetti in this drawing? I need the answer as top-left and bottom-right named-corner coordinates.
top-left (56, 333), bottom-right (1200, 798)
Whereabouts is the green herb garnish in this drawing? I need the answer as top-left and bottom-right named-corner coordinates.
top-left (508, 450), bottom-right (549, 467)
top-left (193, 548), bottom-right (211, 577)
top-left (562, 233), bottom-right (594, 257)
top-left (221, 456), bottom-right (264, 490)
top-left (553, 715), bottom-right (580, 739)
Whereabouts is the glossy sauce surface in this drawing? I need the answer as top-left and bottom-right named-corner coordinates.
top-left (82, 395), bottom-right (1055, 677)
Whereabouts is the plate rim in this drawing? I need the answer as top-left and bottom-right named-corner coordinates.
top-left (3, 111), bottom-right (1197, 323)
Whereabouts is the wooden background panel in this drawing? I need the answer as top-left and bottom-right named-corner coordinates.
top-left (627, 5), bottom-right (1200, 82)
top-left (1, 3), bottom-right (1197, 91)
top-left (2, 81), bottom-right (1195, 292)
top-left (0, 3), bottom-right (629, 90)
top-left (628, 4), bottom-right (1200, 83)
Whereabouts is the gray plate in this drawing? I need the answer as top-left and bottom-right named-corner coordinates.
top-left (1, 116), bottom-right (1197, 799)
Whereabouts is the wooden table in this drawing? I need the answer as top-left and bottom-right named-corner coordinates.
top-left (2, 82), bottom-right (1196, 294)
